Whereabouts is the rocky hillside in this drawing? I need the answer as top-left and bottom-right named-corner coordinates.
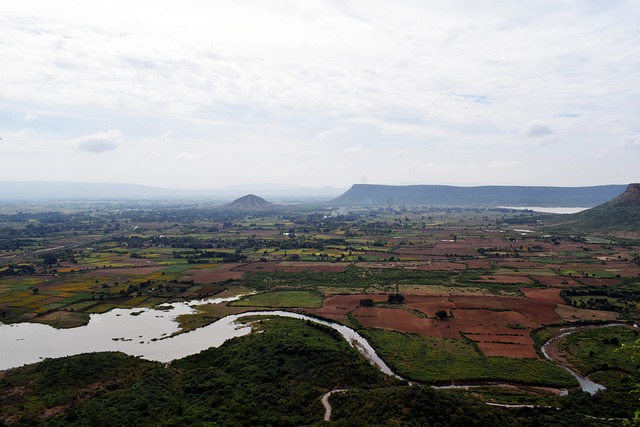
top-left (223, 194), bottom-right (275, 210)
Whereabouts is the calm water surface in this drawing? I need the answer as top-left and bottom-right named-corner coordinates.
top-left (500, 206), bottom-right (590, 214)
top-left (0, 298), bottom-right (397, 378)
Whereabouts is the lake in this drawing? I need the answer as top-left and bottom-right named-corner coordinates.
top-left (499, 206), bottom-right (590, 214)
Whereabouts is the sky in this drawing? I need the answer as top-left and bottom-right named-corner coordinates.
top-left (0, 0), bottom-right (639, 189)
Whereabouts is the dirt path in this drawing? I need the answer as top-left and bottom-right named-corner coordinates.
top-left (321, 389), bottom-right (348, 422)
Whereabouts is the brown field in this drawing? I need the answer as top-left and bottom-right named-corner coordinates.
top-left (307, 294), bottom-right (388, 319)
top-left (462, 259), bottom-right (492, 269)
top-left (501, 299), bottom-right (562, 324)
top-left (363, 251), bottom-right (394, 259)
top-left (602, 261), bottom-right (640, 277)
top-left (331, 281), bottom-right (621, 357)
top-left (453, 309), bottom-right (535, 327)
top-left (577, 277), bottom-right (621, 286)
top-left (532, 275), bottom-right (581, 287)
top-left (492, 259), bottom-right (543, 268)
top-left (476, 342), bottom-right (538, 358)
top-left (464, 333), bottom-right (533, 345)
top-left (520, 287), bottom-right (564, 304)
top-left (403, 295), bottom-right (455, 315)
top-left (234, 262), bottom-right (347, 273)
top-left (304, 288), bottom-right (578, 358)
top-left (555, 304), bottom-right (619, 322)
top-left (186, 264), bottom-right (245, 283)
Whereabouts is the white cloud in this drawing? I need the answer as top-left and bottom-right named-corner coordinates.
top-left (489, 160), bottom-right (523, 169)
top-left (297, 151), bottom-right (320, 161)
top-left (73, 129), bottom-right (121, 153)
top-left (174, 152), bottom-right (201, 161)
top-left (624, 135), bottom-right (640, 150)
top-left (1, 1), bottom-right (639, 187)
top-left (524, 121), bottom-right (553, 138)
top-left (343, 145), bottom-right (363, 154)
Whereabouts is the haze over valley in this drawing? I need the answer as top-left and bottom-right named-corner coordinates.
top-left (1, 1), bottom-right (639, 425)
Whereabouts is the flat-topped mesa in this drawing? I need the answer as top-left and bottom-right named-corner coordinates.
top-left (330, 184), bottom-right (627, 207)
top-left (223, 194), bottom-right (275, 211)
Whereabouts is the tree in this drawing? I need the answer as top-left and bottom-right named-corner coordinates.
top-left (360, 298), bottom-right (375, 307)
top-left (42, 253), bottom-right (57, 266)
top-left (620, 339), bottom-right (640, 425)
top-left (387, 293), bottom-right (405, 304)
top-left (435, 310), bottom-right (448, 319)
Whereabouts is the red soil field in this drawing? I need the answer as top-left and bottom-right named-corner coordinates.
top-left (532, 275), bottom-right (581, 287)
top-left (520, 287), bottom-right (564, 304)
top-left (602, 261), bottom-right (640, 277)
top-left (476, 342), bottom-right (538, 358)
top-left (453, 309), bottom-right (534, 326)
top-left (403, 295), bottom-right (455, 316)
top-left (305, 294), bottom-right (388, 322)
top-left (186, 265), bottom-right (245, 283)
top-left (464, 333), bottom-right (532, 346)
top-left (354, 308), bottom-right (462, 339)
top-left (234, 261), bottom-right (348, 273)
top-left (86, 266), bottom-right (164, 277)
top-left (576, 277), bottom-right (621, 286)
top-left (501, 299), bottom-right (561, 324)
top-left (447, 296), bottom-right (504, 310)
top-left (304, 288), bottom-right (572, 358)
top-left (492, 259), bottom-right (542, 268)
top-left (462, 259), bottom-right (492, 269)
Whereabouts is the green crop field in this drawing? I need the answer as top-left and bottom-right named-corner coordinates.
top-left (361, 328), bottom-right (577, 388)
top-left (230, 290), bottom-right (323, 308)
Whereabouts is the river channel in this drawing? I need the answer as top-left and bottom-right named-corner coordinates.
top-left (0, 298), bottom-right (602, 394)
top-left (0, 297), bottom-right (396, 377)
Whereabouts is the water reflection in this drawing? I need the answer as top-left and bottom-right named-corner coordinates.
top-left (0, 295), bottom-right (245, 370)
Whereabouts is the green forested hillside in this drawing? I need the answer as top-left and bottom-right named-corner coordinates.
top-left (0, 317), bottom-right (624, 426)
top-left (548, 183), bottom-right (640, 233)
top-left (1, 317), bottom-right (395, 426)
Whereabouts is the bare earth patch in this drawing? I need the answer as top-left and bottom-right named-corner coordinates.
top-left (186, 264), bottom-right (245, 283)
top-left (476, 342), bottom-right (537, 358)
top-left (555, 305), bottom-right (619, 322)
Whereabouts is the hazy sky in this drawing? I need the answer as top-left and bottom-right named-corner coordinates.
top-left (1, 1), bottom-right (639, 189)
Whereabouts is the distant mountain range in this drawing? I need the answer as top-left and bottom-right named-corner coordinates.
top-left (0, 182), bottom-right (346, 201)
top-left (0, 181), bottom-right (629, 207)
top-left (0, 182), bottom-right (175, 200)
top-left (330, 184), bottom-right (627, 207)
